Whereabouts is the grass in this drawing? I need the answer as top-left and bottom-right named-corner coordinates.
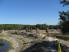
top-left (0, 34), bottom-right (5, 37)
top-left (0, 39), bottom-right (13, 46)
top-left (0, 39), bottom-right (4, 46)
top-left (0, 34), bottom-right (13, 46)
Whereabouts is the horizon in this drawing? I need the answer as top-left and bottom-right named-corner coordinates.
top-left (0, 23), bottom-right (59, 25)
top-left (0, 0), bottom-right (68, 25)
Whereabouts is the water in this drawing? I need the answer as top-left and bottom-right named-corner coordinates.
top-left (0, 39), bottom-right (13, 52)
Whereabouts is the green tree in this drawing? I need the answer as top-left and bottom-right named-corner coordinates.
top-left (36, 24), bottom-right (48, 30)
top-left (59, 0), bottom-right (69, 34)
top-left (60, 0), bottom-right (69, 6)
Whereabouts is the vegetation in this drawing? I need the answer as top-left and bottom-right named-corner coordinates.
top-left (59, 0), bottom-right (69, 34)
top-left (0, 24), bottom-right (60, 30)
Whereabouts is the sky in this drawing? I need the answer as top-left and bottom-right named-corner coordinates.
top-left (0, 0), bottom-right (68, 25)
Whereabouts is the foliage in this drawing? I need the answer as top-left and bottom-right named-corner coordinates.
top-left (48, 25), bottom-right (61, 29)
top-left (60, 0), bottom-right (69, 6)
top-left (59, 0), bottom-right (69, 34)
top-left (0, 24), bottom-right (60, 30)
top-left (36, 24), bottom-right (48, 30)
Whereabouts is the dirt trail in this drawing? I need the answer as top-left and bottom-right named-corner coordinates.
top-left (46, 36), bottom-right (69, 47)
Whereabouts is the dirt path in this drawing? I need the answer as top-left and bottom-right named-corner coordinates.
top-left (46, 36), bottom-right (69, 47)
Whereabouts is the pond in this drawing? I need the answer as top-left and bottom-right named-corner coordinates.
top-left (0, 39), bottom-right (13, 52)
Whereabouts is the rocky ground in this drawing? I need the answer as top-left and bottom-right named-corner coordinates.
top-left (0, 31), bottom-right (69, 52)
top-left (0, 32), bottom-right (43, 52)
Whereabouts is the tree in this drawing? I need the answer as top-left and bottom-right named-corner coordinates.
top-left (59, 0), bottom-right (69, 34)
top-left (36, 24), bottom-right (48, 30)
top-left (60, 0), bottom-right (69, 6)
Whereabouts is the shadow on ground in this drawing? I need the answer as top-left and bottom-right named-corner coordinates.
top-left (22, 41), bottom-right (69, 52)
top-left (56, 36), bottom-right (69, 41)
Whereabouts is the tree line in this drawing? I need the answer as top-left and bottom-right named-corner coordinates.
top-left (0, 24), bottom-right (60, 30)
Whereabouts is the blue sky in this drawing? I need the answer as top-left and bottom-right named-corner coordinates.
top-left (0, 0), bottom-right (68, 25)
